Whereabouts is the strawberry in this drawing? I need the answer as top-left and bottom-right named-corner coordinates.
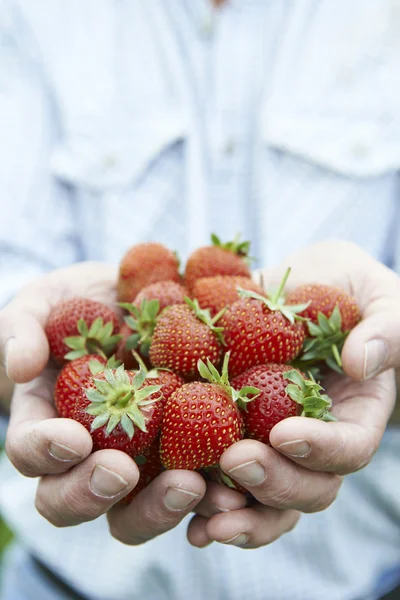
top-left (72, 366), bottom-right (163, 456)
top-left (192, 275), bottom-right (264, 317)
top-left (120, 439), bottom-right (164, 504)
top-left (220, 270), bottom-right (308, 378)
top-left (184, 234), bottom-right (251, 293)
top-left (160, 356), bottom-right (257, 470)
top-left (145, 368), bottom-right (185, 407)
top-left (133, 281), bottom-right (187, 311)
top-left (45, 298), bottom-right (120, 365)
top-left (118, 243), bottom-right (180, 302)
top-left (232, 364), bottom-right (334, 445)
top-left (54, 355), bottom-right (107, 418)
top-left (286, 284), bottom-right (361, 372)
top-left (149, 298), bottom-right (224, 379)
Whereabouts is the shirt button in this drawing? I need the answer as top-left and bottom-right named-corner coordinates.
top-left (199, 14), bottom-right (214, 38)
top-left (102, 154), bottom-right (118, 169)
top-left (222, 138), bottom-right (236, 156)
top-left (351, 141), bottom-right (370, 159)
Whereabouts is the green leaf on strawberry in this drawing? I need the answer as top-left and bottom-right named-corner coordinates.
top-left (119, 299), bottom-right (161, 357)
top-left (64, 317), bottom-right (121, 361)
top-left (84, 365), bottom-right (163, 438)
top-left (283, 370), bottom-right (336, 421)
top-left (238, 268), bottom-right (310, 324)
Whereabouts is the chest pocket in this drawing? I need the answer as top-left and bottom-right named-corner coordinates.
top-left (49, 114), bottom-right (187, 261)
top-left (258, 0), bottom-right (400, 266)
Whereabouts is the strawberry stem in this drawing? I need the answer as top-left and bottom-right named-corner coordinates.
top-left (271, 267), bottom-right (291, 305)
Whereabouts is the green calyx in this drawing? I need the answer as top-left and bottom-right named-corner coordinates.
top-left (64, 318), bottom-right (121, 361)
top-left (197, 353), bottom-right (260, 407)
top-left (84, 365), bottom-right (162, 439)
top-left (238, 267), bottom-right (310, 324)
top-left (88, 355), bottom-right (121, 377)
top-left (185, 297), bottom-right (226, 345)
top-left (119, 299), bottom-right (160, 357)
top-left (211, 233), bottom-right (251, 259)
top-left (283, 369), bottom-right (336, 421)
top-left (298, 305), bottom-right (347, 373)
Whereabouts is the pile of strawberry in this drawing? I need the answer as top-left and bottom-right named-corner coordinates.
top-left (47, 235), bottom-right (361, 501)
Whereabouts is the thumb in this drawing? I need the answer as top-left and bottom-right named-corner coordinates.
top-left (342, 273), bottom-right (400, 381)
top-left (0, 293), bottom-right (51, 383)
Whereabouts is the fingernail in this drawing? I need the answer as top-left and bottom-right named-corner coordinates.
top-left (90, 465), bottom-right (129, 498)
top-left (49, 442), bottom-right (81, 462)
top-left (164, 488), bottom-right (200, 512)
top-left (276, 439), bottom-right (311, 458)
top-left (221, 533), bottom-right (248, 547)
top-left (228, 460), bottom-right (265, 486)
top-left (363, 339), bottom-right (387, 379)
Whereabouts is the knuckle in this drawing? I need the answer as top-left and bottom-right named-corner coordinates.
top-left (303, 476), bottom-right (342, 513)
top-left (5, 436), bottom-right (39, 477)
top-left (35, 490), bottom-right (66, 528)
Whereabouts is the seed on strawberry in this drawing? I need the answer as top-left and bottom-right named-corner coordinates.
top-left (220, 269), bottom-right (308, 378)
top-left (232, 364), bottom-right (334, 445)
top-left (149, 298), bottom-right (225, 379)
top-left (119, 439), bottom-right (163, 504)
top-left (192, 275), bottom-right (265, 317)
top-left (133, 281), bottom-right (187, 311)
top-left (72, 366), bottom-right (164, 456)
top-left (160, 355), bottom-right (258, 470)
top-left (54, 355), bottom-right (108, 418)
top-left (184, 234), bottom-right (251, 293)
top-left (118, 243), bottom-right (180, 302)
top-left (286, 284), bottom-right (361, 372)
top-left (45, 298), bottom-right (120, 365)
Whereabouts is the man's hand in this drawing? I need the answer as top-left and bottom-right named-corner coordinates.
top-left (187, 241), bottom-right (399, 549)
top-left (1, 263), bottom-right (206, 543)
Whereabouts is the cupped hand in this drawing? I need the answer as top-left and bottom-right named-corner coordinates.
top-left (1, 263), bottom-right (206, 543)
top-left (188, 241), bottom-right (398, 549)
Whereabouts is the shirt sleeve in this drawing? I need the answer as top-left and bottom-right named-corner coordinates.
top-left (0, 0), bottom-right (82, 307)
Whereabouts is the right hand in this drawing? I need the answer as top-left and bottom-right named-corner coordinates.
top-left (0, 262), bottom-right (216, 543)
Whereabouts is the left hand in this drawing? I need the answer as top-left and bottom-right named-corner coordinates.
top-left (188, 241), bottom-right (398, 549)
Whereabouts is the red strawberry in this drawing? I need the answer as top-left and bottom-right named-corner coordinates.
top-left (120, 439), bottom-right (163, 504)
top-left (232, 364), bottom-right (334, 444)
top-left (220, 270), bottom-right (307, 378)
top-left (72, 366), bottom-right (164, 456)
top-left (46, 298), bottom-right (120, 365)
top-left (118, 243), bottom-right (180, 302)
top-left (160, 356), bottom-right (255, 470)
top-left (133, 281), bottom-right (187, 311)
top-left (184, 234), bottom-right (251, 293)
top-left (149, 298), bottom-right (224, 379)
top-left (286, 284), bottom-right (361, 372)
top-left (54, 355), bottom-right (107, 418)
top-left (145, 368), bottom-right (185, 406)
top-left (192, 275), bottom-right (264, 317)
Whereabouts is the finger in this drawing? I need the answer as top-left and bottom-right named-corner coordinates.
top-left (6, 371), bottom-right (93, 476)
top-left (194, 481), bottom-right (247, 518)
top-left (270, 370), bottom-right (395, 475)
top-left (36, 450), bottom-right (139, 527)
top-left (108, 470), bottom-right (206, 545)
top-left (205, 506), bottom-right (300, 549)
top-left (187, 516), bottom-right (213, 548)
top-left (0, 291), bottom-right (52, 383)
top-left (220, 440), bottom-right (341, 511)
top-left (341, 265), bottom-right (400, 380)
